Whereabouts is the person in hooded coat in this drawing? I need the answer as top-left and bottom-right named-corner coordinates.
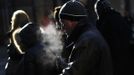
top-left (95, 0), bottom-right (133, 75)
top-left (5, 10), bottom-right (31, 75)
top-left (16, 21), bottom-right (63, 75)
top-left (58, 1), bottom-right (113, 75)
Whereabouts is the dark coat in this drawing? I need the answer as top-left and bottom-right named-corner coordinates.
top-left (6, 25), bottom-right (25, 75)
top-left (20, 43), bottom-right (59, 75)
top-left (6, 43), bottom-right (23, 75)
top-left (61, 18), bottom-right (113, 75)
top-left (16, 24), bottom-right (60, 75)
top-left (96, 1), bottom-right (133, 75)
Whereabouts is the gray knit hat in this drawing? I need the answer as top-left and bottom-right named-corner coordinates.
top-left (59, 1), bottom-right (88, 21)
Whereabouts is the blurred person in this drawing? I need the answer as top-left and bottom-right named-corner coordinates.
top-left (58, 1), bottom-right (113, 75)
top-left (123, 10), bottom-right (134, 56)
top-left (16, 19), bottom-right (63, 75)
top-left (95, 0), bottom-right (133, 75)
top-left (79, 0), bottom-right (97, 24)
top-left (53, 6), bottom-right (68, 44)
top-left (5, 10), bottom-right (32, 75)
top-left (54, 6), bottom-right (62, 30)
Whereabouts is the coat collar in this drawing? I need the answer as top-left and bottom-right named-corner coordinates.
top-left (65, 18), bottom-right (93, 46)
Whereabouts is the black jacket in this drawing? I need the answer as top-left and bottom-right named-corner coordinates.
top-left (61, 18), bottom-right (113, 75)
top-left (96, 1), bottom-right (133, 75)
top-left (21, 43), bottom-right (59, 75)
top-left (16, 24), bottom-right (61, 75)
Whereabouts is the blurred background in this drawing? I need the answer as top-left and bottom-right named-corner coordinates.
top-left (0, 0), bottom-right (134, 40)
top-left (0, 0), bottom-right (134, 43)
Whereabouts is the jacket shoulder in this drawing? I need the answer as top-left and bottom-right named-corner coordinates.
top-left (76, 29), bottom-right (109, 49)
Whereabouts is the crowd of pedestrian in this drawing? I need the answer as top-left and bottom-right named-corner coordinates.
top-left (1, 0), bottom-right (134, 75)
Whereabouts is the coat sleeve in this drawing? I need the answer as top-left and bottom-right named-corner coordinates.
top-left (24, 50), bottom-right (35, 75)
top-left (62, 36), bottom-right (102, 75)
top-left (62, 33), bottom-right (113, 75)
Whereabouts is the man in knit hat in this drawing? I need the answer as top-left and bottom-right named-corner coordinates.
top-left (58, 1), bottom-right (113, 75)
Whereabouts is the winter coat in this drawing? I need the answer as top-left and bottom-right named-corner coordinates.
top-left (96, 1), bottom-right (133, 75)
top-left (19, 43), bottom-right (59, 75)
top-left (6, 43), bottom-right (23, 75)
top-left (6, 25), bottom-right (25, 75)
top-left (61, 18), bottom-right (113, 75)
top-left (16, 24), bottom-right (61, 75)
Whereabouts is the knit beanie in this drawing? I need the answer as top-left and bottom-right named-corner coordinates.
top-left (59, 1), bottom-right (88, 21)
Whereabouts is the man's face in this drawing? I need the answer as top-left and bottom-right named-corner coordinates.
top-left (60, 19), bottom-right (77, 34)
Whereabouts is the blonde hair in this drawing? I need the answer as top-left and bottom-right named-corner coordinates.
top-left (10, 10), bottom-right (31, 54)
top-left (10, 10), bottom-right (30, 31)
top-left (53, 6), bottom-right (61, 19)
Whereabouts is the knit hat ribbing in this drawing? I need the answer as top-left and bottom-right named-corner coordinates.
top-left (59, 1), bottom-right (88, 21)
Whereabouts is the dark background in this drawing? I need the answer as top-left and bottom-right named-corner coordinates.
top-left (0, 0), bottom-right (134, 75)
